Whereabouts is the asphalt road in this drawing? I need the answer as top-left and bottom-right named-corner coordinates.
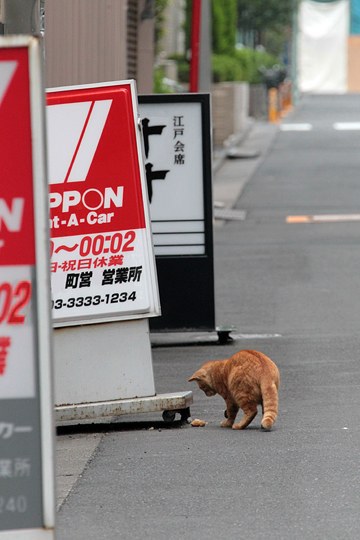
top-left (56, 94), bottom-right (360, 540)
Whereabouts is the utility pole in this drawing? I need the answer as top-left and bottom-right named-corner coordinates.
top-left (189, 0), bottom-right (201, 92)
top-left (190, 0), bottom-right (211, 92)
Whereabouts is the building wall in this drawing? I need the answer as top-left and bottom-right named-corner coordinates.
top-left (136, 0), bottom-right (156, 93)
top-left (45, 0), bottom-right (154, 92)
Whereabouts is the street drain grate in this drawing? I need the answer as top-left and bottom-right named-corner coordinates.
top-left (214, 208), bottom-right (247, 221)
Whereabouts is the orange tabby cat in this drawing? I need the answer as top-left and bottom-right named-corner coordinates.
top-left (188, 350), bottom-right (280, 431)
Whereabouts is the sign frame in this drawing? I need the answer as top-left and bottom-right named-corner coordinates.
top-left (46, 80), bottom-right (161, 327)
top-left (0, 36), bottom-right (55, 538)
top-left (138, 93), bottom-right (215, 332)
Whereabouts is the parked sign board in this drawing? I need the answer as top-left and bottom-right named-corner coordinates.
top-left (46, 81), bottom-right (160, 326)
top-left (138, 94), bottom-right (215, 331)
top-left (0, 36), bottom-right (55, 538)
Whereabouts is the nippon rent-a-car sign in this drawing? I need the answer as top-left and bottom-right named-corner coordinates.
top-left (46, 81), bottom-right (160, 326)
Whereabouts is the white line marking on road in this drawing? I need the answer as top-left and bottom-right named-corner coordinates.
top-left (287, 214), bottom-right (360, 224)
top-left (214, 208), bottom-right (246, 221)
top-left (280, 123), bottom-right (313, 131)
top-left (233, 333), bottom-right (282, 339)
top-left (312, 214), bottom-right (360, 222)
top-left (333, 122), bottom-right (360, 130)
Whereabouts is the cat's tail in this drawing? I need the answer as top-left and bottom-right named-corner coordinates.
top-left (260, 381), bottom-right (279, 431)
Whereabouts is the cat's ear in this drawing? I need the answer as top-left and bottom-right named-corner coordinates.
top-left (188, 369), bottom-right (205, 382)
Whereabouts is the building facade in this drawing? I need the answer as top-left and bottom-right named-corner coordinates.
top-left (45, 0), bottom-right (155, 92)
top-left (0, 0), bottom-right (155, 92)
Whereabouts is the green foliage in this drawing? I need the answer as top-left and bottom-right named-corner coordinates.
top-left (212, 48), bottom-right (279, 84)
top-left (237, 0), bottom-right (294, 55)
top-left (170, 48), bottom-right (280, 85)
top-left (153, 66), bottom-right (172, 93)
top-left (234, 48), bottom-right (279, 83)
top-left (160, 1), bottom-right (284, 87)
top-left (211, 0), bottom-right (237, 55)
top-left (212, 54), bottom-right (244, 83)
top-left (185, 0), bottom-right (238, 55)
top-left (237, 0), bottom-right (293, 32)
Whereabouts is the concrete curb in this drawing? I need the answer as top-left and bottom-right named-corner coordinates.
top-left (212, 118), bottom-right (256, 174)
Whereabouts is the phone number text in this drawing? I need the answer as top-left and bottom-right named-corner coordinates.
top-left (52, 291), bottom-right (136, 310)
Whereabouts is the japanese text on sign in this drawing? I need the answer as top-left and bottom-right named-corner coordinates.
top-left (139, 99), bottom-right (206, 257)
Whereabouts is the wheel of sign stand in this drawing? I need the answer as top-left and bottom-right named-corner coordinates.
top-left (162, 410), bottom-right (176, 423)
top-left (180, 407), bottom-right (191, 423)
top-left (162, 407), bottom-right (191, 423)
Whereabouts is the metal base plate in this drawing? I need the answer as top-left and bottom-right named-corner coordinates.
top-left (55, 391), bottom-right (193, 425)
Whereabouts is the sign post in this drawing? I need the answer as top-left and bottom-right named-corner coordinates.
top-left (0, 37), bottom-right (55, 539)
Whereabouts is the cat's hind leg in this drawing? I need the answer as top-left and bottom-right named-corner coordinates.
top-left (232, 403), bottom-right (258, 430)
top-left (220, 400), bottom-right (239, 428)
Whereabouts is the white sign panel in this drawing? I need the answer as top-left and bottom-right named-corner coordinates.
top-left (139, 100), bottom-right (206, 256)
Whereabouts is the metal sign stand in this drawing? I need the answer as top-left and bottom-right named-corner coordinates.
top-left (53, 319), bottom-right (192, 425)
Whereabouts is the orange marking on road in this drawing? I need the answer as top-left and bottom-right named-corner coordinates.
top-left (286, 215), bottom-right (312, 223)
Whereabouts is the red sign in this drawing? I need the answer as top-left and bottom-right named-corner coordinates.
top-left (0, 37), bottom-right (55, 536)
top-left (0, 45), bottom-right (36, 397)
top-left (0, 47), bottom-right (35, 265)
top-left (46, 82), bottom-right (160, 325)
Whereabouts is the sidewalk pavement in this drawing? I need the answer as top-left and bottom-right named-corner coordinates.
top-left (55, 118), bottom-right (279, 512)
top-left (213, 120), bottom-right (277, 216)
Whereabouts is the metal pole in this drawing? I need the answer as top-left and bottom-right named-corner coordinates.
top-left (190, 0), bottom-right (201, 92)
top-left (198, 0), bottom-right (211, 92)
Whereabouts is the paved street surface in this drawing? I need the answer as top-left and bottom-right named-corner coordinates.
top-left (56, 94), bottom-right (360, 539)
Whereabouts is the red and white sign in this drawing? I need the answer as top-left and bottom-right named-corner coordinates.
top-left (0, 45), bottom-right (36, 398)
top-left (46, 81), bottom-right (160, 325)
top-left (0, 36), bottom-right (55, 537)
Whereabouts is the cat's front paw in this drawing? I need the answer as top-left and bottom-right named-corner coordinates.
top-left (221, 419), bottom-right (233, 428)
